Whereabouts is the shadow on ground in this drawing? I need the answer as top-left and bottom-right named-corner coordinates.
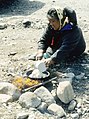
top-left (46, 52), bottom-right (89, 97)
top-left (0, 0), bottom-right (45, 17)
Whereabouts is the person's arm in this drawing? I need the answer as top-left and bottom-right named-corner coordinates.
top-left (38, 25), bottom-right (53, 50)
top-left (36, 49), bottom-right (44, 60)
top-left (36, 25), bottom-right (53, 60)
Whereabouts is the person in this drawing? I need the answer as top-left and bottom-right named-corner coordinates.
top-left (35, 7), bottom-right (86, 66)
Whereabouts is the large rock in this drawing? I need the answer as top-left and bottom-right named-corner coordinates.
top-left (57, 81), bottom-right (74, 104)
top-left (47, 103), bottom-right (66, 118)
top-left (0, 82), bottom-right (21, 101)
top-left (34, 86), bottom-right (56, 105)
top-left (19, 92), bottom-right (41, 108)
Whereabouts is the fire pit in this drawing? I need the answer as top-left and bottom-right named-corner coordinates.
top-left (12, 72), bottom-right (57, 93)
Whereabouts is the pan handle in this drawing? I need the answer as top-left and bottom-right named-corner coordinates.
top-left (22, 77), bottom-right (57, 93)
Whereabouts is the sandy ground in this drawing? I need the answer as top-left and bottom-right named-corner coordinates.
top-left (0, 0), bottom-right (89, 118)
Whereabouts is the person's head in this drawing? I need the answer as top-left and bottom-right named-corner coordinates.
top-left (47, 8), bottom-right (65, 30)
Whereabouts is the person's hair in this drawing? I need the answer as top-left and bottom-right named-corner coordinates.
top-left (47, 8), bottom-right (59, 20)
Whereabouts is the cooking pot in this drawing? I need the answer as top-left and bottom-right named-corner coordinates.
top-left (26, 70), bottom-right (50, 80)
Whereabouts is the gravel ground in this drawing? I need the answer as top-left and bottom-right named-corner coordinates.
top-left (0, 0), bottom-right (89, 119)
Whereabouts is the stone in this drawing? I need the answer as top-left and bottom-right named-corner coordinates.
top-left (37, 102), bottom-right (47, 112)
top-left (34, 86), bottom-right (56, 105)
top-left (47, 103), bottom-right (66, 118)
top-left (66, 73), bottom-right (75, 79)
top-left (57, 72), bottom-right (75, 84)
top-left (76, 98), bottom-right (82, 108)
top-left (82, 107), bottom-right (88, 115)
top-left (0, 94), bottom-right (12, 103)
top-left (70, 113), bottom-right (79, 119)
top-left (0, 23), bottom-right (7, 29)
top-left (28, 114), bottom-right (35, 119)
top-left (57, 81), bottom-right (74, 104)
top-left (68, 100), bottom-right (77, 111)
top-left (8, 51), bottom-right (17, 56)
top-left (51, 89), bottom-right (57, 99)
top-left (77, 103), bottom-right (82, 108)
top-left (19, 92), bottom-right (41, 108)
top-left (75, 73), bottom-right (85, 80)
top-left (77, 108), bottom-right (82, 116)
top-left (16, 112), bottom-right (29, 119)
top-left (0, 82), bottom-right (21, 101)
top-left (62, 73), bottom-right (75, 84)
top-left (22, 19), bottom-right (31, 28)
top-left (28, 108), bottom-right (47, 119)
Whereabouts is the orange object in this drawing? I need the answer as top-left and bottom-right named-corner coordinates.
top-left (12, 76), bottom-right (40, 90)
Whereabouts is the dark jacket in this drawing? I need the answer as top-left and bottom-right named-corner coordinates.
top-left (38, 8), bottom-right (86, 63)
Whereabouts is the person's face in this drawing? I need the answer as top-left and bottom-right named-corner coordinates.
top-left (48, 18), bottom-right (60, 30)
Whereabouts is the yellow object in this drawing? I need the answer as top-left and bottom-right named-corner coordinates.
top-left (12, 76), bottom-right (40, 90)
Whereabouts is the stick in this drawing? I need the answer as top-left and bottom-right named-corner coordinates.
top-left (22, 77), bottom-right (57, 92)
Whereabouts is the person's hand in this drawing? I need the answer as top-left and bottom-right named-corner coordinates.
top-left (42, 58), bottom-right (54, 67)
top-left (36, 49), bottom-right (44, 60)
